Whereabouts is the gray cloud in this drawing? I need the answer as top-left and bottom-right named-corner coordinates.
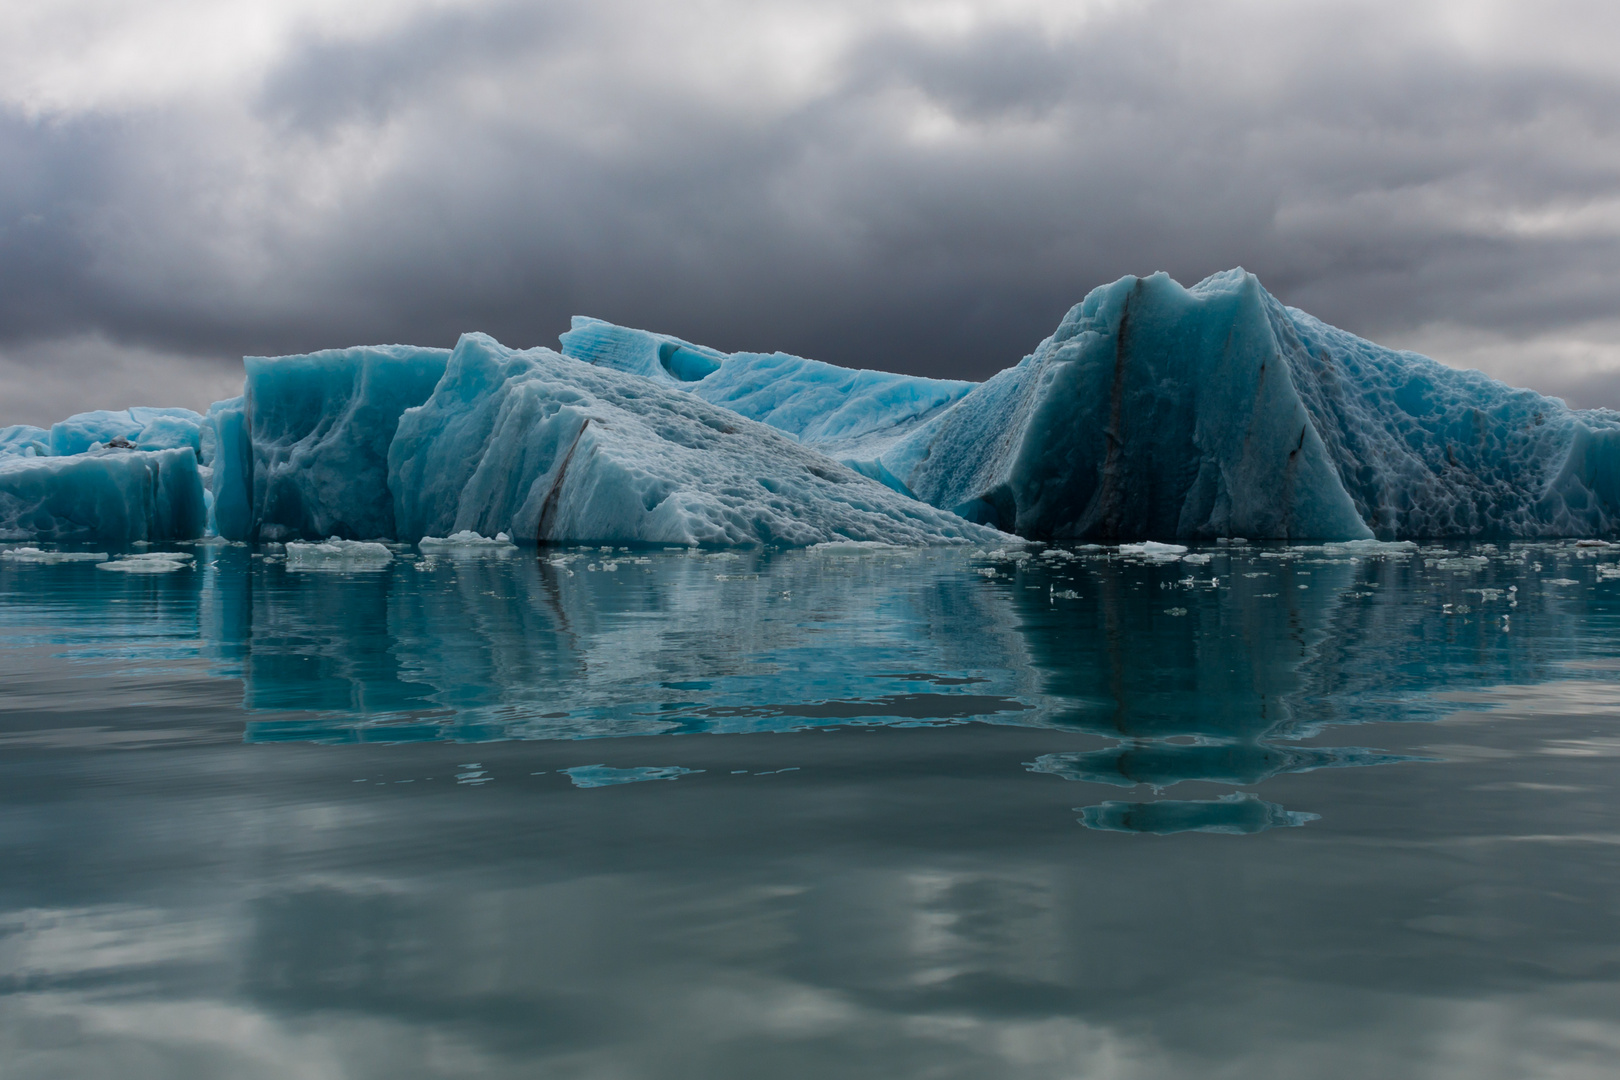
top-left (2, 0), bottom-right (1619, 425)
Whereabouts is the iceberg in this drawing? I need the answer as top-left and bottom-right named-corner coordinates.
top-left (388, 333), bottom-right (1005, 547)
top-left (579, 271), bottom-right (1620, 541)
top-left (887, 272), bottom-right (1374, 540)
top-left (0, 448), bottom-right (206, 544)
top-left (8, 266), bottom-right (1620, 547)
top-left (236, 345), bottom-right (450, 542)
top-left (889, 270), bottom-right (1620, 541)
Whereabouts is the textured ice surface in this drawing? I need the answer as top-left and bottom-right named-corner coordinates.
top-left (418, 530), bottom-right (516, 553)
top-left (568, 272), bottom-right (1620, 541)
top-left (241, 345), bottom-right (449, 542)
top-left (204, 397), bottom-right (251, 541)
top-left (0, 426), bottom-right (49, 458)
top-left (561, 317), bottom-right (975, 490)
top-left (889, 272), bottom-right (1373, 541)
top-left (11, 268), bottom-right (1620, 546)
top-left (1281, 303), bottom-right (1620, 538)
top-left (0, 449), bottom-right (206, 545)
top-left (285, 538), bottom-right (395, 571)
top-left (390, 333), bottom-right (1007, 547)
top-left (49, 407), bottom-right (204, 457)
top-left (889, 270), bottom-right (1620, 540)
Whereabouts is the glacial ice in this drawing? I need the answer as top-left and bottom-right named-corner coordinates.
top-left (0, 546), bottom-right (108, 563)
top-left (888, 271), bottom-right (1375, 540)
top-left (47, 407), bottom-right (205, 457)
top-left (561, 317), bottom-right (975, 490)
top-left (388, 333), bottom-right (1005, 547)
top-left (97, 551), bottom-right (195, 573)
top-left (418, 530), bottom-right (517, 554)
top-left (235, 345), bottom-right (450, 542)
top-left (284, 538), bottom-right (395, 571)
top-left (0, 426), bottom-right (49, 458)
top-left (10, 267), bottom-right (1620, 547)
top-left (0, 448), bottom-right (206, 545)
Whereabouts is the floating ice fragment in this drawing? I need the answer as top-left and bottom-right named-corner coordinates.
top-left (97, 552), bottom-right (195, 573)
top-left (1321, 539), bottom-right (1418, 555)
top-left (285, 538), bottom-right (394, 571)
top-left (418, 530), bottom-right (517, 555)
top-left (0, 547), bottom-right (108, 563)
top-left (1118, 541), bottom-right (1188, 562)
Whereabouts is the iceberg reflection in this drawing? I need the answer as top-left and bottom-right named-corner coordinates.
top-left (7, 537), bottom-right (1620, 830)
top-left (1077, 793), bottom-right (1320, 834)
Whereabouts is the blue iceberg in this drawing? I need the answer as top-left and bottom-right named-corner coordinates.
top-left (8, 267), bottom-right (1620, 547)
top-left (388, 333), bottom-right (1002, 546)
top-left (0, 448), bottom-right (205, 544)
top-left (234, 345), bottom-right (451, 542)
top-left (560, 317), bottom-right (975, 491)
top-left (0, 425), bottom-right (50, 458)
top-left (890, 269), bottom-right (1620, 540)
top-left (48, 407), bottom-right (205, 457)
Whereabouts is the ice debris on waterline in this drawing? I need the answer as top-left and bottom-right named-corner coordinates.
top-left (7, 268), bottom-right (1620, 546)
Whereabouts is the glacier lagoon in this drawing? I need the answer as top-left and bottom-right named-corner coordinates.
top-left (8, 268), bottom-right (1620, 1076)
top-left (5, 537), bottom-right (1620, 1075)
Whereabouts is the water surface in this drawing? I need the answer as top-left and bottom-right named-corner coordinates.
top-left (3, 540), bottom-right (1620, 1077)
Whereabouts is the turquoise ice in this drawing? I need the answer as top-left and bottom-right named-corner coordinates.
top-left (9, 269), bottom-right (1620, 545)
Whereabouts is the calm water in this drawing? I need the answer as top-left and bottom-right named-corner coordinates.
top-left (4, 540), bottom-right (1620, 1078)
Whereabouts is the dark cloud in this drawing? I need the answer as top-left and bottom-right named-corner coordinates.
top-left (3, 0), bottom-right (1620, 424)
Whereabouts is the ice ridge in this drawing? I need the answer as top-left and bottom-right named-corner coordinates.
top-left (560, 316), bottom-right (976, 492)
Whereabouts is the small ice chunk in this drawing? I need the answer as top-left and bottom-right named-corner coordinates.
top-left (1322, 539), bottom-right (1419, 555)
top-left (418, 530), bottom-right (517, 555)
top-left (97, 551), bottom-right (195, 573)
top-left (1, 547), bottom-right (108, 563)
top-left (285, 537), bottom-right (394, 571)
top-left (1118, 541), bottom-right (1188, 562)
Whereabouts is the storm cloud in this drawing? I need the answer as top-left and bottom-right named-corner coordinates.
top-left (2, 0), bottom-right (1619, 423)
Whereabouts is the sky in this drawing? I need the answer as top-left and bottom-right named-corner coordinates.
top-left (1, 0), bottom-right (1619, 424)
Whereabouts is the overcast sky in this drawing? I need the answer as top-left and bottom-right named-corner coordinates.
top-left (2, 0), bottom-right (1619, 424)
